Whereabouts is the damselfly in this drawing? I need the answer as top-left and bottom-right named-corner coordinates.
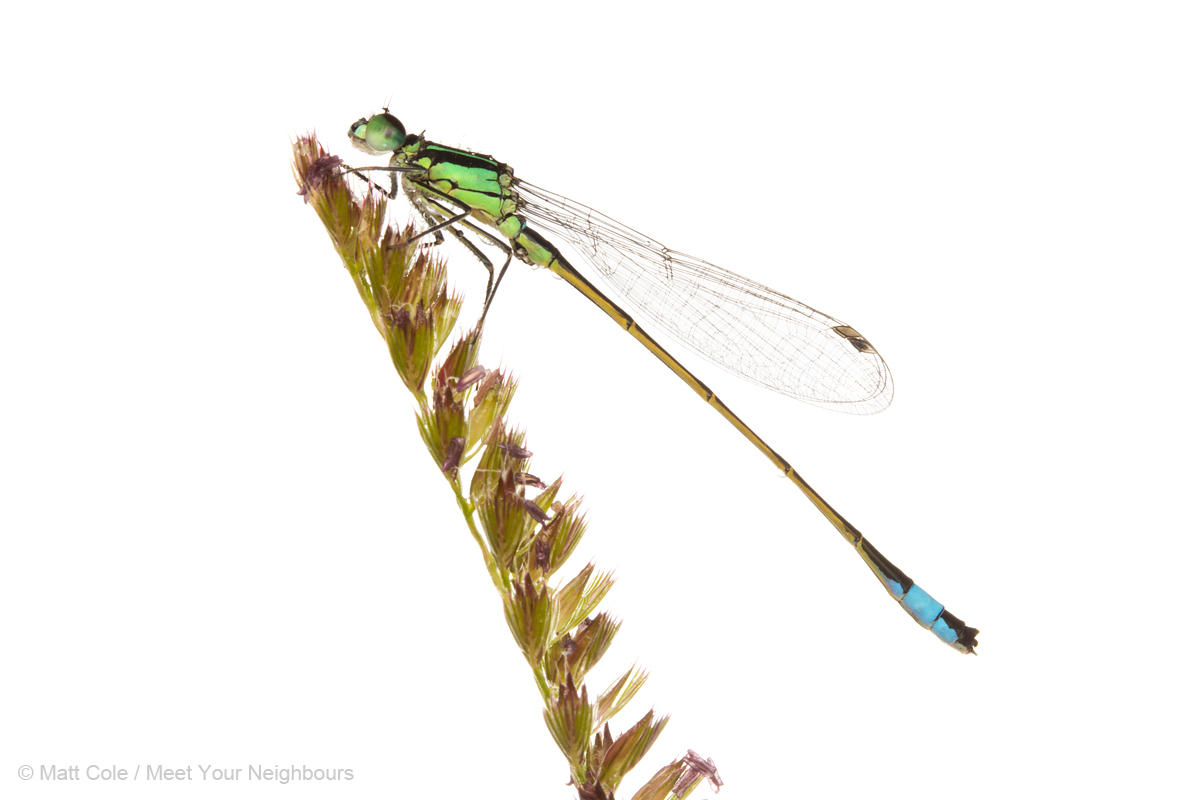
top-left (346, 111), bottom-right (978, 654)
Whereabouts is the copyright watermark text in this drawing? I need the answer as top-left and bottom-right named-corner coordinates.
top-left (19, 764), bottom-right (354, 783)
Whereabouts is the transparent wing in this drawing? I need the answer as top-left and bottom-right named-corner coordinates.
top-left (514, 181), bottom-right (893, 414)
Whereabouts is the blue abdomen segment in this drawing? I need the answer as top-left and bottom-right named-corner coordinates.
top-left (897, 583), bottom-right (970, 648)
top-left (858, 537), bottom-right (978, 654)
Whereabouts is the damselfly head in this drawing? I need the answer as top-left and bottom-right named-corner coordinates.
top-left (348, 112), bottom-right (406, 154)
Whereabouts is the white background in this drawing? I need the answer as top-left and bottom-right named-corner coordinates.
top-left (3, 2), bottom-right (1197, 798)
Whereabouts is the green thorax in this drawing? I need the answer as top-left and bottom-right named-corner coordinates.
top-left (393, 137), bottom-right (525, 239)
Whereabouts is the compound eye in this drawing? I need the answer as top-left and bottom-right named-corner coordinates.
top-left (349, 112), bottom-right (406, 153)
